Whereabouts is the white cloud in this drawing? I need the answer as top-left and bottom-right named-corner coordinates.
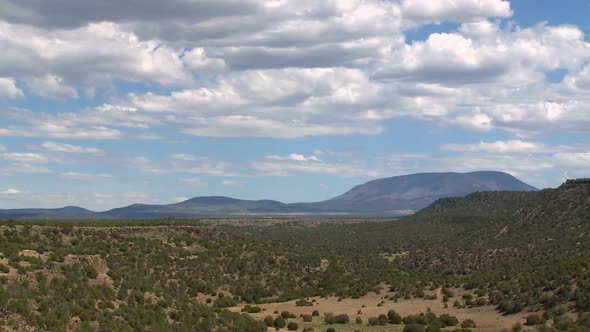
top-left (0, 1), bottom-right (587, 140)
top-left (0, 188), bottom-right (20, 195)
top-left (58, 172), bottom-right (112, 181)
top-left (400, 0), bottom-right (512, 25)
top-left (42, 141), bottom-right (104, 155)
top-left (0, 21), bottom-right (192, 95)
top-left (553, 152), bottom-right (590, 168)
top-left (0, 77), bottom-right (23, 98)
top-left (128, 155), bottom-right (243, 177)
top-left (221, 180), bottom-right (247, 187)
top-left (442, 140), bottom-right (546, 153)
top-left (2, 152), bottom-right (50, 163)
top-left (267, 154), bottom-right (322, 162)
top-left (253, 153), bottom-right (381, 177)
top-left (179, 177), bottom-right (209, 187)
top-left (26, 74), bottom-right (78, 99)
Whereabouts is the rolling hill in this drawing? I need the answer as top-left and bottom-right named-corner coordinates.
top-left (0, 171), bottom-right (538, 219)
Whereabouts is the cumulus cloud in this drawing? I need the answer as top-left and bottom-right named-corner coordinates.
top-left (179, 177), bottom-right (209, 187)
top-left (0, 77), bottom-right (23, 98)
top-left (253, 153), bottom-right (381, 177)
top-left (26, 74), bottom-right (78, 99)
top-left (400, 0), bottom-right (512, 25)
top-left (442, 140), bottom-right (546, 153)
top-left (58, 172), bottom-right (112, 181)
top-left (128, 155), bottom-right (243, 177)
top-left (0, 21), bottom-right (193, 95)
top-left (42, 141), bottom-right (104, 155)
top-left (0, 1), bottom-right (588, 139)
top-left (2, 152), bottom-right (51, 163)
top-left (221, 180), bottom-right (248, 187)
top-left (553, 152), bottom-right (590, 168)
top-left (268, 154), bottom-right (322, 162)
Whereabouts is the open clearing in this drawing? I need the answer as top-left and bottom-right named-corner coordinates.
top-left (230, 289), bottom-right (537, 331)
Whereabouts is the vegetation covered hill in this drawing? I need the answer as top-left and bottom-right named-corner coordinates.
top-left (0, 179), bottom-right (588, 331)
top-left (0, 171), bottom-right (537, 219)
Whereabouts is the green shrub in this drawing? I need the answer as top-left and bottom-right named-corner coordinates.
top-left (439, 314), bottom-right (459, 327)
top-left (403, 323), bottom-right (426, 332)
top-left (274, 316), bottom-right (287, 328)
top-left (388, 309), bottom-right (402, 324)
top-left (325, 313), bottom-right (349, 324)
top-left (241, 305), bottom-right (262, 313)
top-left (525, 314), bottom-right (546, 326)
top-left (461, 319), bottom-right (476, 328)
top-left (264, 316), bottom-right (274, 327)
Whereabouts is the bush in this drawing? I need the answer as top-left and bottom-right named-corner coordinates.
top-left (288, 322), bottom-right (299, 331)
top-left (404, 323), bottom-right (426, 332)
top-left (214, 296), bottom-right (237, 308)
top-left (426, 324), bottom-right (441, 332)
top-left (296, 299), bottom-right (313, 306)
top-left (378, 314), bottom-right (388, 326)
top-left (368, 317), bottom-right (379, 326)
top-left (242, 305), bottom-right (262, 313)
top-left (264, 316), bottom-right (274, 327)
top-left (355, 317), bottom-right (362, 324)
top-left (325, 313), bottom-right (349, 324)
top-left (525, 315), bottom-right (545, 326)
top-left (274, 316), bottom-right (286, 328)
top-left (282, 311), bottom-right (292, 319)
top-left (439, 314), bottom-right (459, 327)
top-left (461, 319), bottom-right (476, 328)
top-left (312, 310), bottom-right (320, 316)
top-left (511, 322), bottom-right (522, 332)
top-left (404, 314), bottom-right (429, 325)
top-left (326, 328), bottom-right (335, 332)
top-left (388, 310), bottom-right (402, 324)
top-left (303, 314), bottom-right (313, 322)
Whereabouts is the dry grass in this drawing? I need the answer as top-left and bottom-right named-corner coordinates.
top-left (230, 288), bottom-right (538, 330)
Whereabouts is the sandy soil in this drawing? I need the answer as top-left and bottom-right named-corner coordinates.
top-left (230, 289), bottom-right (537, 330)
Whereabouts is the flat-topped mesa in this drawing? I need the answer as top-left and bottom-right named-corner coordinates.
top-left (562, 178), bottom-right (590, 188)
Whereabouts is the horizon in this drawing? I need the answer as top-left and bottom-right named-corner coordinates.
top-left (1, 0), bottom-right (590, 210)
top-left (1, 170), bottom-right (547, 212)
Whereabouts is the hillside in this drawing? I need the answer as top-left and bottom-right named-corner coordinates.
top-left (293, 171), bottom-right (538, 214)
top-left (102, 197), bottom-right (295, 218)
top-left (0, 171), bottom-right (538, 219)
top-left (0, 206), bottom-right (94, 219)
top-left (0, 179), bottom-right (588, 331)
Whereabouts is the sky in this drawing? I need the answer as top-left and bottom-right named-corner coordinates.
top-left (0, 0), bottom-right (589, 210)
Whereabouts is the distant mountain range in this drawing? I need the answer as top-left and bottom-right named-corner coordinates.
top-left (0, 171), bottom-right (538, 219)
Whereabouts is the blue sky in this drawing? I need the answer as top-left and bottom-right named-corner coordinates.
top-left (0, 0), bottom-right (589, 210)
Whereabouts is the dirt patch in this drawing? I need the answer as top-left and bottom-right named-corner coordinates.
top-left (65, 254), bottom-right (114, 289)
top-left (230, 290), bottom-right (535, 329)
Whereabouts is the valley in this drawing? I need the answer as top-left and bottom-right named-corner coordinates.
top-left (0, 179), bottom-right (588, 331)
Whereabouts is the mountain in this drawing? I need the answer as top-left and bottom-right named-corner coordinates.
top-left (101, 196), bottom-right (297, 218)
top-left (0, 171), bottom-right (538, 219)
top-left (0, 206), bottom-right (94, 219)
top-left (292, 171), bottom-right (538, 214)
